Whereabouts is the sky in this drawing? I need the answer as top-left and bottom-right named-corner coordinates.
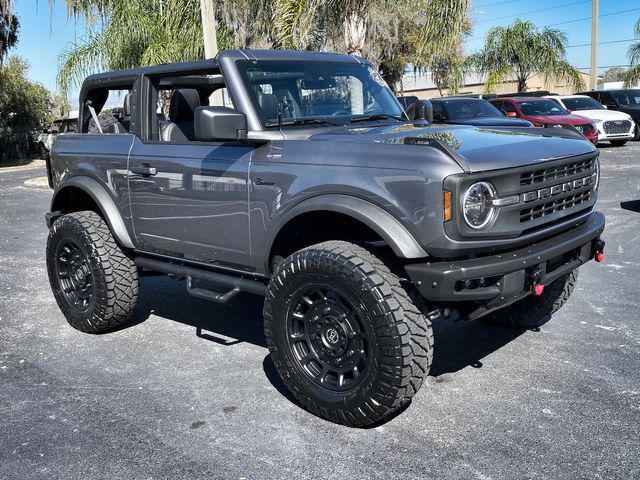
top-left (8, 0), bottom-right (640, 97)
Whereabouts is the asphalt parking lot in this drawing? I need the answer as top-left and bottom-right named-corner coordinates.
top-left (1, 144), bottom-right (639, 480)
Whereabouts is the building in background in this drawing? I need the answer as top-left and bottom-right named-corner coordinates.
top-left (399, 70), bottom-right (594, 99)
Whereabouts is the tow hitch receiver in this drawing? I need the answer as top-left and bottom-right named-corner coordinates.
top-left (594, 238), bottom-right (606, 263)
top-left (530, 265), bottom-right (545, 296)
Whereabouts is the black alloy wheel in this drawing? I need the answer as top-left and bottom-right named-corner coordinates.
top-left (286, 285), bottom-right (369, 392)
top-left (55, 240), bottom-right (94, 311)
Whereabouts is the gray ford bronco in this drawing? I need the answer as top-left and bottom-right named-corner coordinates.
top-left (45, 50), bottom-right (606, 427)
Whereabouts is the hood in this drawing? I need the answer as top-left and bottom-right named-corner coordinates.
top-left (620, 105), bottom-right (640, 119)
top-left (525, 113), bottom-right (591, 125)
top-left (567, 109), bottom-right (632, 122)
top-left (309, 122), bottom-right (596, 172)
top-left (450, 117), bottom-right (533, 127)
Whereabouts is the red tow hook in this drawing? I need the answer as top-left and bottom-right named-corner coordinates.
top-left (531, 265), bottom-right (545, 296)
top-left (594, 238), bottom-right (606, 263)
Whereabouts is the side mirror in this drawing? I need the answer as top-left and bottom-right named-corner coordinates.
top-left (194, 106), bottom-right (248, 142)
top-left (504, 111), bottom-right (517, 117)
top-left (406, 100), bottom-right (433, 123)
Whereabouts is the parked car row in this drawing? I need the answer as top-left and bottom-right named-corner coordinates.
top-left (399, 88), bottom-right (640, 147)
top-left (35, 117), bottom-right (78, 159)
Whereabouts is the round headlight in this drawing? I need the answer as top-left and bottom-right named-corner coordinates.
top-left (462, 182), bottom-right (497, 229)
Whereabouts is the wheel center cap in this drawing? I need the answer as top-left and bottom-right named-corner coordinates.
top-left (325, 327), bottom-right (340, 345)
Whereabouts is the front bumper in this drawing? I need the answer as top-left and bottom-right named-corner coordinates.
top-left (405, 212), bottom-right (605, 313)
top-left (596, 122), bottom-right (635, 141)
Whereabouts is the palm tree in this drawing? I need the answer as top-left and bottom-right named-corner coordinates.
top-left (623, 19), bottom-right (640, 87)
top-left (272, 0), bottom-right (469, 62)
top-left (57, 0), bottom-right (205, 94)
top-left (1, 0), bottom-right (19, 64)
top-left (471, 19), bottom-right (585, 93)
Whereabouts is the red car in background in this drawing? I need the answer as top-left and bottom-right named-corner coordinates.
top-left (489, 97), bottom-right (598, 144)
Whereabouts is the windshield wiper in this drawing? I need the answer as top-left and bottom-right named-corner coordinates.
top-left (265, 118), bottom-right (343, 127)
top-left (349, 114), bottom-right (405, 123)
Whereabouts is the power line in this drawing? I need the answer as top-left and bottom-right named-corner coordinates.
top-left (548, 7), bottom-right (640, 27)
top-left (567, 38), bottom-right (637, 49)
top-left (465, 7), bottom-right (640, 42)
top-left (576, 64), bottom-right (632, 70)
top-left (476, 1), bottom-right (589, 24)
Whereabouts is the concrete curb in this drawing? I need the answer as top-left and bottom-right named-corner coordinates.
top-left (23, 176), bottom-right (51, 190)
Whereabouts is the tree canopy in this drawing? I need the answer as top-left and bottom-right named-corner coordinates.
top-left (0, 0), bottom-right (19, 63)
top-left (470, 19), bottom-right (585, 93)
top-left (0, 57), bottom-right (52, 130)
top-left (56, 0), bottom-right (471, 94)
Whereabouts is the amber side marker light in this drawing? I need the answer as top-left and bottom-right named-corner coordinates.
top-left (443, 190), bottom-right (452, 222)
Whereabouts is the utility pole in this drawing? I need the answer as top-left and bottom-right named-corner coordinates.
top-left (589, 0), bottom-right (599, 90)
top-left (200, 0), bottom-right (223, 105)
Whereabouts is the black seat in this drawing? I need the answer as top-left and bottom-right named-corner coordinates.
top-left (160, 89), bottom-right (201, 141)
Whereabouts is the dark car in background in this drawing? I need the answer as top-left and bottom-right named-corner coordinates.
top-left (490, 97), bottom-right (598, 144)
top-left (431, 97), bottom-right (533, 127)
top-left (579, 89), bottom-right (640, 140)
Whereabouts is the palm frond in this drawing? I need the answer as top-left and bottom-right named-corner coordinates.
top-left (623, 65), bottom-right (640, 88)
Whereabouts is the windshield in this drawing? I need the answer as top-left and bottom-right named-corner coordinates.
top-left (561, 97), bottom-right (604, 111)
top-left (517, 99), bottom-right (568, 116)
top-left (236, 60), bottom-right (404, 127)
top-left (442, 99), bottom-right (503, 119)
top-left (612, 90), bottom-right (640, 107)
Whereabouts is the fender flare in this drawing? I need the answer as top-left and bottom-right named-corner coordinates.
top-left (268, 194), bottom-right (428, 259)
top-left (50, 177), bottom-right (135, 249)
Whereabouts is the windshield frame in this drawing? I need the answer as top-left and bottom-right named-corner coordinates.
top-left (441, 99), bottom-right (504, 119)
top-left (611, 89), bottom-right (640, 108)
top-left (560, 96), bottom-right (604, 111)
top-left (516, 99), bottom-right (569, 116)
top-left (235, 59), bottom-right (406, 129)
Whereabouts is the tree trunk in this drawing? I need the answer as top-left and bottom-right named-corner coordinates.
top-left (517, 77), bottom-right (527, 93)
top-left (344, 10), bottom-right (367, 115)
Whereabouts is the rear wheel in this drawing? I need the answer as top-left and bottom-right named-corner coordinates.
top-left (264, 241), bottom-right (433, 427)
top-left (610, 140), bottom-right (628, 147)
top-left (46, 211), bottom-right (139, 333)
top-left (484, 269), bottom-right (578, 329)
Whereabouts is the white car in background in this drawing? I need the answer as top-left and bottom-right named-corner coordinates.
top-left (545, 94), bottom-right (635, 146)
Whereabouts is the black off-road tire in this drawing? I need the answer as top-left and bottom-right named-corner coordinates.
top-left (46, 211), bottom-right (139, 333)
top-left (610, 140), bottom-right (628, 147)
top-left (485, 269), bottom-right (579, 329)
top-left (264, 240), bottom-right (433, 427)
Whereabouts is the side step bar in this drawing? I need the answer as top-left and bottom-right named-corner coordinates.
top-left (134, 256), bottom-right (267, 302)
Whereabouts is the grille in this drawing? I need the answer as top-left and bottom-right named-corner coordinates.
top-left (520, 158), bottom-right (594, 185)
top-left (520, 189), bottom-right (592, 223)
top-left (603, 120), bottom-right (631, 134)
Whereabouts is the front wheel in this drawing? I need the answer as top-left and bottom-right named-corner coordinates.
top-left (485, 269), bottom-right (579, 329)
top-left (264, 241), bottom-right (433, 427)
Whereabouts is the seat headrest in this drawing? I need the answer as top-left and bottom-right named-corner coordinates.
top-left (169, 89), bottom-right (201, 122)
top-left (123, 93), bottom-right (131, 117)
top-left (258, 93), bottom-right (278, 122)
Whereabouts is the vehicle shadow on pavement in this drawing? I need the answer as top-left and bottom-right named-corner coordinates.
top-left (135, 276), bottom-right (529, 378)
top-left (429, 319), bottom-right (526, 376)
top-left (620, 200), bottom-right (640, 213)
top-left (135, 275), bottom-right (266, 347)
